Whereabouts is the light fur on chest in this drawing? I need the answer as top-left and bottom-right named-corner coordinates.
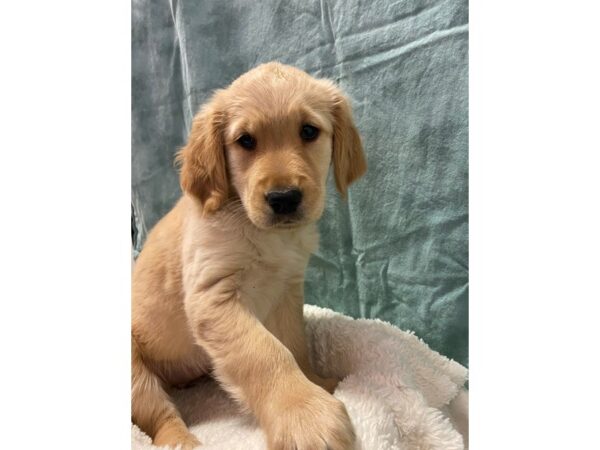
top-left (182, 211), bottom-right (318, 323)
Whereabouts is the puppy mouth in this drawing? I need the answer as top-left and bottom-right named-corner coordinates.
top-left (243, 198), bottom-right (319, 229)
top-left (269, 212), bottom-right (305, 228)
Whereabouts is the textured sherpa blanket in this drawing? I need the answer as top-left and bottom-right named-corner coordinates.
top-left (132, 305), bottom-right (469, 450)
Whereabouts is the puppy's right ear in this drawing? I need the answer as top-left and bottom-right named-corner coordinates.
top-left (330, 89), bottom-right (367, 198)
top-left (176, 94), bottom-right (228, 214)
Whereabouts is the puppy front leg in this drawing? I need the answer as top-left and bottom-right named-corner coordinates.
top-left (264, 283), bottom-right (341, 394)
top-left (188, 292), bottom-right (355, 450)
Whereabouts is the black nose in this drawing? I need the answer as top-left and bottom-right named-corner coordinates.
top-left (265, 189), bottom-right (303, 215)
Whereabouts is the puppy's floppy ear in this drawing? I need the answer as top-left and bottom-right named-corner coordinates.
top-left (330, 89), bottom-right (367, 197)
top-left (176, 94), bottom-right (228, 214)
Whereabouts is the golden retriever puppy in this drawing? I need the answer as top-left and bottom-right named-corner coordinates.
top-left (132, 62), bottom-right (366, 450)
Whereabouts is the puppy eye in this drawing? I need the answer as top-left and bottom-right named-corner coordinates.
top-left (300, 124), bottom-right (319, 141)
top-left (236, 134), bottom-right (256, 150)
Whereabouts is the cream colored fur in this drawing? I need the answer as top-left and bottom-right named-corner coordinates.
top-left (132, 305), bottom-right (469, 450)
top-left (132, 62), bottom-right (366, 450)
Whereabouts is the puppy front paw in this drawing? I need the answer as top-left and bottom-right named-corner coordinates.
top-left (154, 427), bottom-right (201, 449)
top-left (266, 381), bottom-right (355, 450)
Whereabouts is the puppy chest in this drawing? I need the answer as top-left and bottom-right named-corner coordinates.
top-left (186, 222), bottom-right (318, 321)
top-left (239, 244), bottom-right (309, 322)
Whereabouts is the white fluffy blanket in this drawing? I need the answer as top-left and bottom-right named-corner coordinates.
top-left (132, 305), bottom-right (468, 450)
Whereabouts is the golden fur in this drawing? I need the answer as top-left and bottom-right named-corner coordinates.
top-left (132, 62), bottom-right (367, 450)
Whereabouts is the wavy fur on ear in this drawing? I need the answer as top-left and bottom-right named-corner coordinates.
top-left (330, 90), bottom-right (367, 197)
top-left (176, 94), bottom-right (228, 214)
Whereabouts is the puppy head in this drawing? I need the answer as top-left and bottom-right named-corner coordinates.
top-left (177, 62), bottom-right (366, 229)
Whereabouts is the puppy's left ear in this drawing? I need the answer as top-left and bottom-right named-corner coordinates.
top-left (331, 90), bottom-right (367, 197)
top-left (176, 94), bottom-right (228, 214)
